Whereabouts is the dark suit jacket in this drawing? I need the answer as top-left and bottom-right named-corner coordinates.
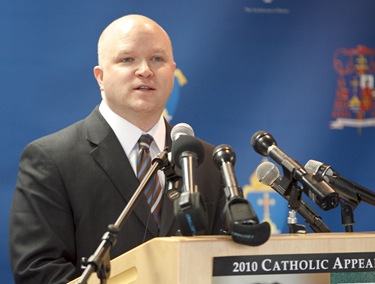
top-left (9, 106), bottom-right (226, 284)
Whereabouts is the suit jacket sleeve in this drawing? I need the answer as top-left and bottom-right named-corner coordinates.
top-left (9, 141), bottom-right (78, 284)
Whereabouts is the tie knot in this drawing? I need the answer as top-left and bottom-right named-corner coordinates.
top-left (138, 134), bottom-right (153, 150)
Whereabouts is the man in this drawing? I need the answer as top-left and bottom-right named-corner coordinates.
top-left (9, 14), bottom-right (226, 283)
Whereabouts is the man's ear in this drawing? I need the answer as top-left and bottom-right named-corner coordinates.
top-left (93, 66), bottom-right (104, 91)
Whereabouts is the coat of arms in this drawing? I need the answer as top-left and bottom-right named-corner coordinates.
top-left (330, 45), bottom-right (375, 131)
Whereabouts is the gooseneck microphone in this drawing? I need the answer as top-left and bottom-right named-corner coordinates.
top-left (250, 131), bottom-right (339, 211)
top-left (305, 159), bottom-right (375, 206)
top-left (213, 144), bottom-right (271, 246)
top-left (170, 123), bottom-right (207, 235)
top-left (256, 161), bottom-right (331, 233)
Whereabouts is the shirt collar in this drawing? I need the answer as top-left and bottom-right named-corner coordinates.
top-left (99, 101), bottom-right (166, 156)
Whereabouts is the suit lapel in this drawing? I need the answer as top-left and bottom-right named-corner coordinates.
top-left (84, 107), bottom-right (159, 235)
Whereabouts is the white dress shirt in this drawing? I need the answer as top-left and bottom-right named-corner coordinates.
top-left (99, 101), bottom-right (166, 186)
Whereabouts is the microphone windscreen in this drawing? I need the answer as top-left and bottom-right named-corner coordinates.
top-left (171, 135), bottom-right (204, 168)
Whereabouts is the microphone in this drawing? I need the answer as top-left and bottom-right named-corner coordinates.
top-left (170, 123), bottom-right (207, 235)
top-left (213, 144), bottom-right (271, 246)
top-left (163, 123), bottom-right (195, 200)
top-left (212, 144), bottom-right (244, 199)
top-left (171, 122), bottom-right (195, 141)
top-left (256, 161), bottom-right (331, 233)
top-left (305, 160), bottom-right (375, 206)
top-left (250, 131), bottom-right (339, 211)
top-left (171, 128), bottom-right (204, 194)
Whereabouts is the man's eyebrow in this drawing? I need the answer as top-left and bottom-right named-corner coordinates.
top-left (148, 48), bottom-right (170, 56)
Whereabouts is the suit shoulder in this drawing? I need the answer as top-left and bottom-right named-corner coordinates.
top-left (30, 119), bottom-right (86, 149)
top-left (25, 107), bottom-right (102, 151)
top-left (198, 138), bottom-right (216, 154)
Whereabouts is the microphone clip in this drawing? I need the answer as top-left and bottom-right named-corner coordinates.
top-left (161, 151), bottom-right (183, 201)
top-left (224, 197), bottom-right (271, 246)
top-left (173, 191), bottom-right (208, 236)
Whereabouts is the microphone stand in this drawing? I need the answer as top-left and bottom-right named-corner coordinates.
top-left (278, 166), bottom-right (307, 234)
top-left (335, 184), bottom-right (361, 232)
top-left (280, 166), bottom-right (327, 234)
top-left (282, 174), bottom-right (332, 233)
top-left (285, 177), bottom-right (308, 234)
top-left (76, 148), bottom-right (170, 284)
top-left (340, 199), bottom-right (358, 232)
top-left (272, 174), bottom-right (331, 233)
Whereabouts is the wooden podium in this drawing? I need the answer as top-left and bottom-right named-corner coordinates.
top-left (69, 232), bottom-right (375, 284)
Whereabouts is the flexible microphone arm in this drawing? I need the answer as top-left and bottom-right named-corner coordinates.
top-left (77, 149), bottom-right (170, 284)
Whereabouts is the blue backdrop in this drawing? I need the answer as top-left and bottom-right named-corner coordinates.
top-left (2, 1), bottom-right (375, 282)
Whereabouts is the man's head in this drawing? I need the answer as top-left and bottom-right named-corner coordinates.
top-left (94, 14), bottom-right (176, 131)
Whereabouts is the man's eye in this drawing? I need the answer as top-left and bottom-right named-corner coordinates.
top-left (151, 56), bottom-right (164, 62)
top-left (122, 57), bottom-right (134, 62)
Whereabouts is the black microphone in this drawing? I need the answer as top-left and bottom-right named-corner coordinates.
top-left (305, 160), bottom-right (375, 206)
top-left (170, 123), bottom-right (207, 235)
top-left (163, 123), bottom-right (195, 200)
top-left (212, 144), bottom-right (244, 199)
top-left (256, 161), bottom-right (331, 233)
top-left (250, 131), bottom-right (339, 211)
top-left (213, 144), bottom-right (271, 246)
top-left (171, 131), bottom-right (204, 194)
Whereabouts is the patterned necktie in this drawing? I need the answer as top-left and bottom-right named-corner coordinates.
top-left (137, 134), bottom-right (163, 228)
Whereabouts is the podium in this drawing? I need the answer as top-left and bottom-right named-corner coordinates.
top-left (69, 232), bottom-right (375, 284)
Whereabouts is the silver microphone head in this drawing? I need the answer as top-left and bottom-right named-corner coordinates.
top-left (256, 161), bottom-right (279, 186)
top-left (305, 160), bottom-right (334, 182)
top-left (171, 123), bottom-right (195, 141)
top-left (304, 160), bottom-right (324, 175)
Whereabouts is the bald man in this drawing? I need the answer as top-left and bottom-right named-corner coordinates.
top-left (9, 15), bottom-right (226, 283)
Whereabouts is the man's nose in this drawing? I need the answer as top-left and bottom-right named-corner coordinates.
top-left (135, 61), bottom-right (153, 77)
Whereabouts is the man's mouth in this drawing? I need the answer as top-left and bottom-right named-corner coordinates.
top-left (135, 85), bottom-right (155, 91)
